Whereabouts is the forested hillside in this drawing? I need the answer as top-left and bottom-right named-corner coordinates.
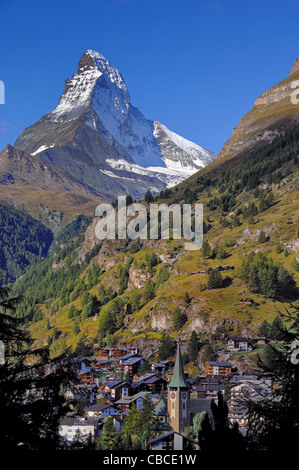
top-left (0, 203), bottom-right (54, 285)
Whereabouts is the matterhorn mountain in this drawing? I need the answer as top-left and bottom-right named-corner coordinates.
top-left (14, 50), bottom-right (216, 199)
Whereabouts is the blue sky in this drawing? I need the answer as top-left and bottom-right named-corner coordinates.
top-left (0, 0), bottom-right (299, 154)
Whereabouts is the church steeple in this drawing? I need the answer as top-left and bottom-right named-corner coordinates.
top-left (168, 339), bottom-right (189, 389)
top-left (167, 339), bottom-right (190, 433)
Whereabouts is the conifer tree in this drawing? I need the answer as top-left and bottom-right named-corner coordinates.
top-left (198, 392), bottom-right (245, 450)
top-left (0, 286), bottom-right (75, 450)
top-left (188, 331), bottom-right (199, 362)
top-left (201, 240), bottom-right (211, 259)
top-left (101, 416), bottom-right (117, 450)
top-left (245, 305), bottom-right (299, 450)
top-left (184, 291), bottom-right (191, 306)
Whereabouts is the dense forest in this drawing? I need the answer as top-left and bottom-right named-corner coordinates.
top-left (12, 215), bottom-right (92, 324)
top-left (0, 203), bottom-right (53, 286)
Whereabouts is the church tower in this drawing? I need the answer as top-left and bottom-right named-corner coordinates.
top-left (167, 340), bottom-right (190, 433)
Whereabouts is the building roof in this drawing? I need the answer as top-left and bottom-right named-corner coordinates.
top-left (228, 337), bottom-right (250, 342)
top-left (122, 356), bottom-right (143, 366)
top-left (117, 353), bottom-right (137, 361)
top-left (168, 341), bottom-right (189, 389)
top-left (148, 430), bottom-right (198, 447)
top-left (133, 373), bottom-right (155, 383)
top-left (148, 430), bottom-right (175, 444)
top-left (154, 397), bottom-right (168, 416)
top-left (196, 384), bottom-right (226, 392)
top-left (207, 362), bottom-right (232, 367)
top-left (188, 398), bottom-right (213, 418)
top-left (115, 391), bottom-right (149, 405)
top-left (60, 416), bottom-right (99, 426)
top-left (84, 404), bottom-right (112, 412)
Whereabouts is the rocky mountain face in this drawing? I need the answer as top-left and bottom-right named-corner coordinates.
top-left (14, 50), bottom-right (216, 200)
top-left (0, 144), bottom-right (104, 228)
top-left (219, 58), bottom-right (299, 160)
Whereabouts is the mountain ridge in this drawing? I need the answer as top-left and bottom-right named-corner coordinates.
top-left (219, 58), bottom-right (299, 161)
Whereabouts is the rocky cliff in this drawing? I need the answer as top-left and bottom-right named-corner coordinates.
top-left (219, 58), bottom-right (299, 160)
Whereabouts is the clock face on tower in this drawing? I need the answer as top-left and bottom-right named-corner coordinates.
top-left (182, 392), bottom-right (187, 399)
top-left (171, 392), bottom-right (176, 399)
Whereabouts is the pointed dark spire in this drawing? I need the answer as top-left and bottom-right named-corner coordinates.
top-left (168, 339), bottom-right (189, 388)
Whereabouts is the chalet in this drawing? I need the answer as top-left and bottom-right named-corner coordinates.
top-left (196, 383), bottom-right (226, 399)
top-left (148, 430), bottom-right (199, 451)
top-left (109, 381), bottom-right (131, 401)
top-left (64, 384), bottom-right (97, 405)
top-left (132, 374), bottom-right (167, 394)
top-left (98, 348), bottom-right (111, 358)
top-left (115, 391), bottom-right (150, 412)
top-left (77, 370), bottom-right (100, 386)
top-left (250, 336), bottom-right (267, 345)
top-left (97, 347), bottom-right (136, 360)
top-left (115, 352), bottom-right (139, 367)
top-left (227, 337), bottom-right (252, 352)
top-left (59, 416), bottom-right (100, 445)
top-left (198, 375), bottom-right (224, 385)
top-left (110, 347), bottom-right (129, 359)
top-left (84, 403), bottom-right (119, 418)
top-left (151, 360), bottom-right (174, 374)
top-left (73, 357), bottom-right (92, 374)
top-left (121, 356), bottom-right (145, 377)
top-left (205, 361), bottom-right (232, 376)
top-left (127, 346), bottom-right (138, 355)
top-left (94, 359), bottom-right (112, 372)
top-left (241, 298), bottom-right (254, 305)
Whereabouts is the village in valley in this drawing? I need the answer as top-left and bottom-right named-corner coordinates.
top-left (58, 332), bottom-right (272, 450)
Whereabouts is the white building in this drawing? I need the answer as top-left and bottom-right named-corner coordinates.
top-left (59, 417), bottom-right (99, 445)
top-left (227, 337), bottom-right (252, 352)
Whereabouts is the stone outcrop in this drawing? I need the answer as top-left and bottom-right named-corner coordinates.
top-left (219, 58), bottom-right (299, 161)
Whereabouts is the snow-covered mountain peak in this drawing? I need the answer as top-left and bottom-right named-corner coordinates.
top-left (50, 50), bottom-right (129, 123)
top-left (85, 50), bottom-right (128, 95)
top-left (14, 49), bottom-right (217, 199)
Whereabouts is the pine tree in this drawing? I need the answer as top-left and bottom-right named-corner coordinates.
top-left (184, 291), bottom-right (191, 306)
top-left (101, 416), bottom-right (117, 450)
top-left (259, 320), bottom-right (270, 338)
top-left (143, 279), bottom-right (155, 304)
top-left (257, 230), bottom-right (267, 244)
top-left (188, 331), bottom-right (199, 362)
top-left (158, 333), bottom-right (175, 360)
top-left (198, 392), bottom-right (245, 450)
top-left (207, 269), bottom-right (223, 289)
top-left (171, 307), bottom-right (187, 330)
top-left (270, 315), bottom-right (285, 340)
top-left (0, 286), bottom-right (75, 450)
top-left (201, 240), bottom-right (211, 259)
top-left (144, 190), bottom-right (154, 203)
top-left (244, 305), bottom-right (299, 451)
